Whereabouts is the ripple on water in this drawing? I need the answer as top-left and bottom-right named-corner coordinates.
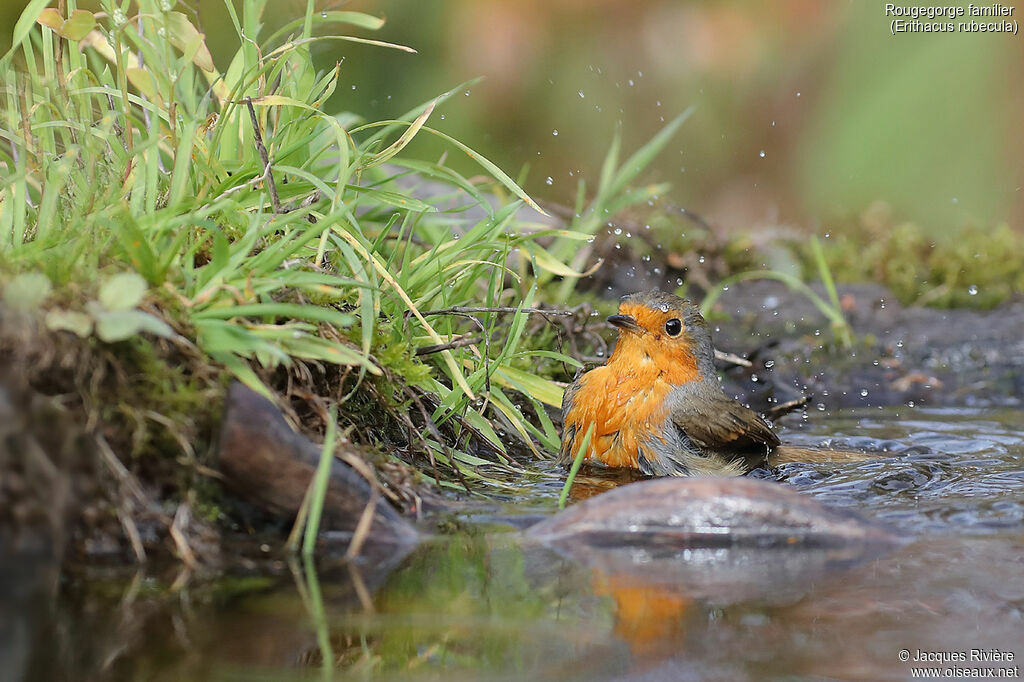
top-left (773, 407), bottom-right (1024, 534)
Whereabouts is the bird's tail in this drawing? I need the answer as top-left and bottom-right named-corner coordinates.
top-left (769, 445), bottom-right (876, 466)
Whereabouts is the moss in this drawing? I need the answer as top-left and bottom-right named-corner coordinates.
top-left (799, 214), bottom-right (1024, 308)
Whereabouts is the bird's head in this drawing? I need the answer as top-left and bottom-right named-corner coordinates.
top-left (606, 290), bottom-right (716, 380)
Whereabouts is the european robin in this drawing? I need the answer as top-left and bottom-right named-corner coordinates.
top-left (559, 290), bottom-right (779, 476)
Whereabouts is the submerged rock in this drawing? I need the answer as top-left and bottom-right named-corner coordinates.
top-left (527, 477), bottom-right (900, 604)
top-left (528, 476), bottom-right (898, 549)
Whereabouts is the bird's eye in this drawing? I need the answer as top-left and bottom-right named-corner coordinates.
top-left (664, 318), bottom-right (682, 336)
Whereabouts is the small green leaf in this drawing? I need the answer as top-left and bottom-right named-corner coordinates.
top-left (95, 310), bottom-right (173, 342)
top-left (99, 272), bottom-right (148, 311)
top-left (45, 310), bottom-right (94, 337)
top-left (3, 272), bottom-right (52, 311)
top-left (60, 10), bottom-right (96, 40)
top-left (35, 8), bottom-right (63, 32)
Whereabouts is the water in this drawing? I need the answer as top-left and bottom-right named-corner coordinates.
top-left (21, 408), bottom-right (1024, 681)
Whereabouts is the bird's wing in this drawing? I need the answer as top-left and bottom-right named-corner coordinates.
top-left (669, 389), bottom-right (780, 456)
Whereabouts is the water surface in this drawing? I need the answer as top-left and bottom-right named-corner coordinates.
top-left (30, 408), bottom-right (1024, 681)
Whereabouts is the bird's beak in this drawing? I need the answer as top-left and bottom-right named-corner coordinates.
top-left (607, 314), bottom-right (643, 334)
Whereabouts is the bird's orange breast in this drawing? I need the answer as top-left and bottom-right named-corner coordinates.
top-left (564, 341), bottom-right (700, 468)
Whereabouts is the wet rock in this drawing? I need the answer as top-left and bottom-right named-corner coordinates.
top-left (527, 477), bottom-right (901, 604)
top-left (218, 383), bottom-right (420, 552)
top-left (528, 476), bottom-right (898, 549)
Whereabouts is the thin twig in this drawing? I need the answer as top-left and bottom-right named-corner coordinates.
top-left (347, 563), bottom-right (376, 614)
top-left (418, 305), bottom-right (574, 317)
top-left (403, 386), bottom-right (445, 486)
top-left (118, 502), bottom-right (147, 563)
top-left (170, 503), bottom-right (197, 568)
top-left (676, 205), bottom-right (712, 231)
top-left (415, 390), bottom-right (518, 468)
top-left (244, 97), bottom-right (282, 213)
top-left (415, 334), bottom-right (482, 356)
top-left (765, 395), bottom-right (811, 421)
top-left (280, 189), bottom-right (322, 214)
top-left (96, 434), bottom-right (147, 504)
top-left (713, 349), bottom-right (753, 368)
top-left (344, 488), bottom-right (380, 561)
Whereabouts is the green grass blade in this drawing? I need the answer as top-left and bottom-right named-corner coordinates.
top-left (558, 423), bottom-right (594, 510)
top-left (302, 403), bottom-right (337, 556)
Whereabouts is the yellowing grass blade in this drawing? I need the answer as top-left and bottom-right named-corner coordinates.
top-left (331, 225), bottom-right (476, 400)
top-left (360, 99), bottom-right (436, 170)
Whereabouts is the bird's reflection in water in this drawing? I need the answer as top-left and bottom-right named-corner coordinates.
top-left (591, 571), bottom-right (694, 661)
top-left (566, 464), bottom-right (648, 502)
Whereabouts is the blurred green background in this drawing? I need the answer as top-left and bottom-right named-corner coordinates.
top-left (4, 0), bottom-right (1022, 239)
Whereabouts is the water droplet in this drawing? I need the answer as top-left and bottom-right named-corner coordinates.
top-left (796, 91), bottom-right (802, 97)
top-left (759, 150), bottom-right (766, 158)
top-left (613, 227), bottom-right (623, 235)
top-left (628, 79), bottom-right (635, 86)
top-left (545, 177), bottom-right (553, 185)
top-left (952, 197), bottom-right (959, 204)
top-left (578, 90), bottom-right (585, 99)
top-left (764, 360), bottom-right (775, 368)
top-left (861, 389), bottom-right (869, 397)
top-left (552, 129), bottom-right (559, 136)
top-left (968, 284), bottom-right (978, 296)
